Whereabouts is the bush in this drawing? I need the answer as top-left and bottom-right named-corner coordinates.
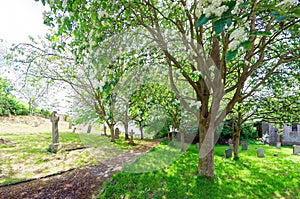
top-left (218, 120), bottom-right (258, 144)
top-left (241, 123), bottom-right (258, 140)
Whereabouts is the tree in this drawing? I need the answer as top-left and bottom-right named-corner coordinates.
top-left (129, 82), bottom-right (181, 140)
top-left (230, 59), bottom-right (300, 159)
top-left (39, 0), bottom-right (300, 178)
top-left (0, 77), bottom-right (29, 116)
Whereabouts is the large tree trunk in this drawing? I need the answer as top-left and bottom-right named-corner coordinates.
top-left (109, 124), bottom-right (115, 142)
top-left (124, 122), bottom-right (129, 140)
top-left (233, 130), bottom-right (240, 159)
top-left (233, 112), bottom-right (242, 159)
top-left (139, 125), bottom-right (144, 140)
top-left (180, 130), bottom-right (185, 152)
top-left (198, 119), bottom-right (214, 178)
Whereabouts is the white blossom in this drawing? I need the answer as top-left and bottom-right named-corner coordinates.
top-left (228, 27), bottom-right (246, 51)
top-left (228, 40), bottom-right (240, 51)
top-left (276, 0), bottom-right (298, 6)
top-left (190, 100), bottom-right (201, 109)
top-left (230, 27), bottom-right (245, 41)
top-left (62, 0), bottom-right (68, 9)
top-left (98, 11), bottom-right (108, 19)
top-left (214, 5), bottom-right (229, 17)
top-left (193, 70), bottom-right (202, 76)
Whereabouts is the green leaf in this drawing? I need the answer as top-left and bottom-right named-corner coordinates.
top-left (275, 16), bottom-right (285, 22)
top-left (226, 18), bottom-right (233, 28)
top-left (240, 40), bottom-right (252, 50)
top-left (196, 14), bottom-right (210, 28)
top-left (222, 1), bottom-right (236, 17)
top-left (270, 11), bottom-right (279, 17)
top-left (291, 7), bottom-right (300, 18)
top-left (241, 1), bottom-right (250, 6)
top-left (226, 50), bottom-right (238, 62)
top-left (250, 31), bottom-right (272, 36)
top-left (214, 19), bottom-right (226, 34)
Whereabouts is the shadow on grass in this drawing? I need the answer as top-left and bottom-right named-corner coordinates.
top-left (99, 143), bottom-right (300, 199)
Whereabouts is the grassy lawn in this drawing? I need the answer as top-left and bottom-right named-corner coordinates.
top-left (0, 130), bottom-right (147, 185)
top-left (99, 141), bottom-right (300, 199)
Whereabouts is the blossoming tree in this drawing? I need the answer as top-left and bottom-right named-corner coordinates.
top-left (39, 0), bottom-right (299, 178)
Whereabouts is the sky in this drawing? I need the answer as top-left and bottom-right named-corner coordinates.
top-left (0, 0), bottom-right (71, 114)
top-left (0, 0), bottom-right (49, 44)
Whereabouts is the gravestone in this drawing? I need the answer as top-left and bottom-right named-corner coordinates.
top-left (225, 149), bottom-right (232, 158)
top-left (195, 143), bottom-right (199, 149)
top-left (68, 121), bottom-right (72, 129)
top-left (103, 125), bottom-right (107, 136)
top-left (87, 124), bottom-right (92, 133)
top-left (34, 121), bottom-right (39, 127)
top-left (257, 148), bottom-right (265, 158)
top-left (115, 128), bottom-right (120, 139)
top-left (276, 142), bottom-right (281, 149)
top-left (242, 142), bottom-right (248, 150)
top-left (293, 145), bottom-right (300, 155)
top-left (229, 144), bottom-right (234, 150)
top-left (50, 111), bottom-right (59, 153)
top-left (129, 130), bottom-right (134, 145)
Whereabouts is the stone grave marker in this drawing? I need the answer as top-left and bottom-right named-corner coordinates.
top-left (34, 121), bottom-right (39, 127)
top-left (276, 142), bottom-right (281, 149)
top-left (242, 142), bottom-right (248, 150)
top-left (293, 145), bottom-right (300, 155)
top-left (229, 144), bottom-right (234, 150)
top-left (225, 149), bottom-right (232, 158)
top-left (50, 111), bottom-right (59, 153)
top-left (257, 148), bottom-right (265, 158)
top-left (195, 143), bottom-right (199, 149)
top-left (87, 124), bottom-right (92, 133)
top-left (103, 125), bottom-right (107, 136)
top-left (69, 121), bottom-right (72, 129)
top-left (129, 129), bottom-right (134, 145)
top-left (115, 128), bottom-right (120, 139)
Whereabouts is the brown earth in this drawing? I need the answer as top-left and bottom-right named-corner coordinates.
top-left (0, 116), bottom-right (160, 198)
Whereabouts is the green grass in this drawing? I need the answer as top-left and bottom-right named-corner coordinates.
top-left (99, 142), bottom-right (300, 199)
top-left (0, 131), bottom-right (147, 185)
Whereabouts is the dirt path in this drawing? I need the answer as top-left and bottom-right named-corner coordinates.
top-left (0, 140), bottom-right (160, 199)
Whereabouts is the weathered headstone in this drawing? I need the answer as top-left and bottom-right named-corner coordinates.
top-left (68, 121), bottom-right (72, 129)
top-left (195, 143), bottom-right (199, 149)
top-left (34, 121), bottom-right (39, 127)
top-left (276, 142), bottom-right (281, 149)
top-left (225, 149), bottom-right (232, 158)
top-left (242, 142), bottom-right (248, 150)
top-left (115, 128), bottom-right (120, 139)
top-left (129, 129), bottom-right (134, 145)
top-left (50, 111), bottom-right (59, 153)
top-left (293, 145), bottom-right (300, 155)
top-left (103, 125), bottom-right (107, 136)
top-left (229, 144), bottom-right (234, 150)
top-left (87, 124), bottom-right (92, 133)
top-left (257, 148), bottom-right (265, 158)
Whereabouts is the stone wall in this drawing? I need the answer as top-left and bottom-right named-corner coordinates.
top-left (282, 124), bottom-right (300, 145)
top-left (262, 122), bottom-right (300, 146)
